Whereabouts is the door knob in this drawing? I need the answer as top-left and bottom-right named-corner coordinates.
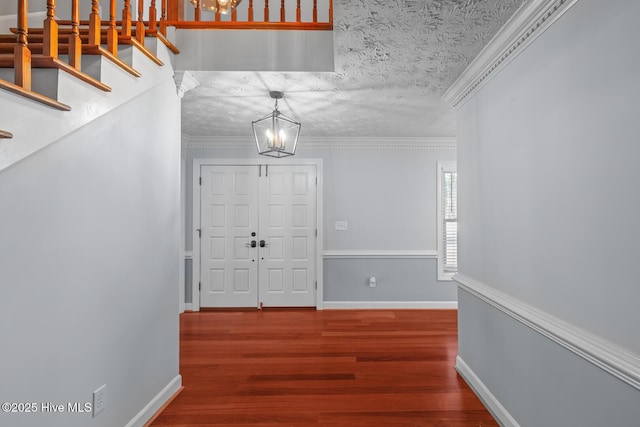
top-left (246, 240), bottom-right (257, 248)
top-left (259, 240), bottom-right (268, 248)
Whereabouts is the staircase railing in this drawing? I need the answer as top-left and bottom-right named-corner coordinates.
top-left (1, 0), bottom-right (331, 116)
top-left (166, 0), bottom-right (333, 30)
top-left (0, 0), bottom-right (180, 112)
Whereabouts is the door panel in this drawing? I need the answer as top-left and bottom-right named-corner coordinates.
top-left (259, 165), bottom-right (317, 307)
top-left (200, 165), bottom-right (259, 308)
top-left (200, 164), bottom-right (316, 308)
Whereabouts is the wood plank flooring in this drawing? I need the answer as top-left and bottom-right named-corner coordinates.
top-left (150, 309), bottom-right (498, 427)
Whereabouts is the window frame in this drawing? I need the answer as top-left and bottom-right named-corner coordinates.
top-left (437, 161), bottom-right (457, 281)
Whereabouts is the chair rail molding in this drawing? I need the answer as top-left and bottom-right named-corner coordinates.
top-left (455, 273), bottom-right (640, 391)
top-left (323, 250), bottom-right (438, 259)
top-left (443, 0), bottom-right (579, 108)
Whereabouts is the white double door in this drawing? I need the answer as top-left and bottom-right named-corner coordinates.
top-left (200, 164), bottom-right (317, 308)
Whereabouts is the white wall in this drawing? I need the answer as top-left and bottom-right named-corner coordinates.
top-left (0, 78), bottom-right (181, 427)
top-left (182, 138), bottom-right (457, 305)
top-left (455, 0), bottom-right (640, 424)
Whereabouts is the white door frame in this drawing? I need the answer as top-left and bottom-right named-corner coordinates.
top-left (192, 158), bottom-right (324, 311)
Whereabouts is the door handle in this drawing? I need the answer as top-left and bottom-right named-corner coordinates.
top-left (259, 240), bottom-right (268, 248)
top-left (246, 240), bottom-right (257, 248)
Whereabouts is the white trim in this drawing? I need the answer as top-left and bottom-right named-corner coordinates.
top-left (455, 356), bottom-right (521, 427)
top-left (324, 301), bottom-right (458, 310)
top-left (184, 303), bottom-right (194, 312)
top-left (443, 0), bottom-right (579, 108)
top-left (182, 135), bottom-right (456, 150)
top-left (174, 71), bottom-right (200, 98)
top-left (323, 250), bottom-right (437, 259)
top-left (125, 375), bottom-right (182, 427)
top-left (455, 273), bottom-right (640, 391)
top-left (192, 158), bottom-right (324, 311)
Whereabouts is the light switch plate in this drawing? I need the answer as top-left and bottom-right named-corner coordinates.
top-left (335, 221), bottom-right (348, 231)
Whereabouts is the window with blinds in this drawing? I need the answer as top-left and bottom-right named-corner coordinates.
top-left (437, 162), bottom-right (457, 280)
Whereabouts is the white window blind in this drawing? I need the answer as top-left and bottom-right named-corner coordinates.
top-left (442, 170), bottom-right (457, 272)
top-left (437, 162), bottom-right (457, 280)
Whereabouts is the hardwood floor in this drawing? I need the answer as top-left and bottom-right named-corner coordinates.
top-left (150, 309), bottom-right (498, 427)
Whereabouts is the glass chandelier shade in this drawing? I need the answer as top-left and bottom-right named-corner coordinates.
top-left (188, 0), bottom-right (242, 14)
top-left (252, 92), bottom-right (301, 158)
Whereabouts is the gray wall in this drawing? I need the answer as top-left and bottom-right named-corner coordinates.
top-left (183, 139), bottom-right (457, 304)
top-left (0, 78), bottom-right (181, 427)
top-left (456, 0), bottom-right (640, 424)
top-left (458, 290), bottom-right (640, 426)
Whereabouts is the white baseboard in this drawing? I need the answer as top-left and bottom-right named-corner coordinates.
top-left (323, 301), bottom-right (458, 309)
top-left (125, 375), bottom-right (182, 427)
top-left (184, 303), bottom-right (194, 312)
top-left (455, 356), bottom-right (520, 427)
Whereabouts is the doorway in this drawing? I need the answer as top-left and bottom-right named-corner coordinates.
top-left (192, 161), bottom-right (322, 309)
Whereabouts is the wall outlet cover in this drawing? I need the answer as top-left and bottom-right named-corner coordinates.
top-left (93, 384), bottom-right (106, 417)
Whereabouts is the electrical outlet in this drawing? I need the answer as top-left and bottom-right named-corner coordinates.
top-left (92, 384), bottom-right (106, 417)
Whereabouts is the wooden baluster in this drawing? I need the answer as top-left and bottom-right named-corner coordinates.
top-left (43, 0), bottom-right (58, 59)
top-left (231, 7), bottom-right (237, 22)
top-left (107, 0), bottom-right (118, 54)
top-left (122, 0), bottom-right (132, 37)
top-left (149, 0), bottom-right (157, 32)
top-left (195, 1), bottom-right (201, 22)
top-left (264, 0), bottom-right (269, 22)
top-left (89, 0), bottom-right (101, 46)
top-left (160, 0), bottom-right (167, 35)
top-left (68, 0), bottom-right (82, 70)
top-left (248, 0), bottom-right (253, 22)
top-left (329, 0), bottom-right (333, 25)
top-left (280, 0), bottom-right (285, 22)
top-left (136, 0), bottom-right (146, 43)
top-left (313, 0), bottom-right (317, 23)
top-left (215, 10), bottom-right (221, 22)
top-left (15, 0), bottom-right (31, 89)
top-left (296, 0), bottom-right (301, 22)
top-left (167, 0), bottom-right (183, 21)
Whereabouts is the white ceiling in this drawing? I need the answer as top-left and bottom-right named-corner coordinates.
top-left (180, 0), bottom-right (526, 139)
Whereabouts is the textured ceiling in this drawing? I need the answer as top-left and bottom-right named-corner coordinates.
top-left (181, 0), bottom-right (525, 138)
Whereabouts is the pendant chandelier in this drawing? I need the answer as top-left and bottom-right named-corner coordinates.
top-left (188, 0), bottom-right (242, 14)
top-left (252, 91), bottom-right (301, 158)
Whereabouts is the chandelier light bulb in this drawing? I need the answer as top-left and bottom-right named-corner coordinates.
top-left (188, 0), bottom-right (242, 14)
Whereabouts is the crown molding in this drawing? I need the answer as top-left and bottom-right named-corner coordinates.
top-left (443, 0), bottom-right (579, 108)
top-left (182, 135), bottom-right (456, 150)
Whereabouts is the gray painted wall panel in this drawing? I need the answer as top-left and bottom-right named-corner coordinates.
top-left (324, 258), bottom-right (456, 302)
top-left (458, 290), bottom-right (640, 427)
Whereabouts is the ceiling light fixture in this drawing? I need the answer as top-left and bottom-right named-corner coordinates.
top-left (188, 0), bottom-right (242, 14)
top-left (252, 91), bottom-right (301, 158)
